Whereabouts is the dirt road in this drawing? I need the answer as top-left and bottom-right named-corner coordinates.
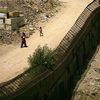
top-left (0, 0), bottom-right (93, 83)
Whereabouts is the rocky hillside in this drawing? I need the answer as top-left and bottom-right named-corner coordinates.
top-left (0, 0), bottom-right (60, 44)
top-left (8, 0), bottom-right (60, 24)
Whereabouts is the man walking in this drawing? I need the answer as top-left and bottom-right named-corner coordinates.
top-left (21, 32), bottom-right (28, 48)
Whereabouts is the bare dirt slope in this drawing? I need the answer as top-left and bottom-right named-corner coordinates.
top-left (0, 0), bottom-right (93, 83)
top-left (73, 46), bottom-right (100, 100)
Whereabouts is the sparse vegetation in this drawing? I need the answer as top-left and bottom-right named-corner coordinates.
top-left (28, 45), bottom-right (55, 69)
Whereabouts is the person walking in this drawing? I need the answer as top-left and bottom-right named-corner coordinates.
top-left (39, 27), bottom-right (43, 36)
top-left (20, 32), bottom-right (28, 48)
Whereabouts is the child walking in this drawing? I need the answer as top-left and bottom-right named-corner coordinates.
top-left (39, 27), bottom-right (43, 36)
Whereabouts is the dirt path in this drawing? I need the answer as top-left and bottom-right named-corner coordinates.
top-left (0, 0), bottom-right (93, 83)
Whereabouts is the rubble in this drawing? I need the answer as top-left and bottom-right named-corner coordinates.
top-left (94, 68), bottom-right (100, 74)
top-left (0, 29), bottom-right (20, 44)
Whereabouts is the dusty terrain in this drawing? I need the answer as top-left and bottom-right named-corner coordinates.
top-left (73, 46), bottom-right (100, 100)
top-left (0, 0), bottom-right (93, 83)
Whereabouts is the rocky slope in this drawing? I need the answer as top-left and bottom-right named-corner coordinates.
top-left (73, 46), bottom-right (100, 100)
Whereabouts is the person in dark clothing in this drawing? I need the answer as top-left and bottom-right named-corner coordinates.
top-left (39, 27), bottom-right (43, 36)
top-left (21, 32), bottom-right (28, 48)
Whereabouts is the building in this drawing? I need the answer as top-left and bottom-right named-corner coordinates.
top-left (0, 11), bottom-right (25, 30)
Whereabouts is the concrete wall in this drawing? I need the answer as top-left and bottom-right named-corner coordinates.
top-left (0, 0), bottom-right (100, 100)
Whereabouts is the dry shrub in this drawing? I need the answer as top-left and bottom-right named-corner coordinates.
top-left (28, 45), bottom-right (55, 69)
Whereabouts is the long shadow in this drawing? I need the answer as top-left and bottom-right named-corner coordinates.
top-left (65, 46), bottom-right (100, 100)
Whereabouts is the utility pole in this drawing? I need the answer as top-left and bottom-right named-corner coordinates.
top-left (6, 0), bottom-right (9, 18)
